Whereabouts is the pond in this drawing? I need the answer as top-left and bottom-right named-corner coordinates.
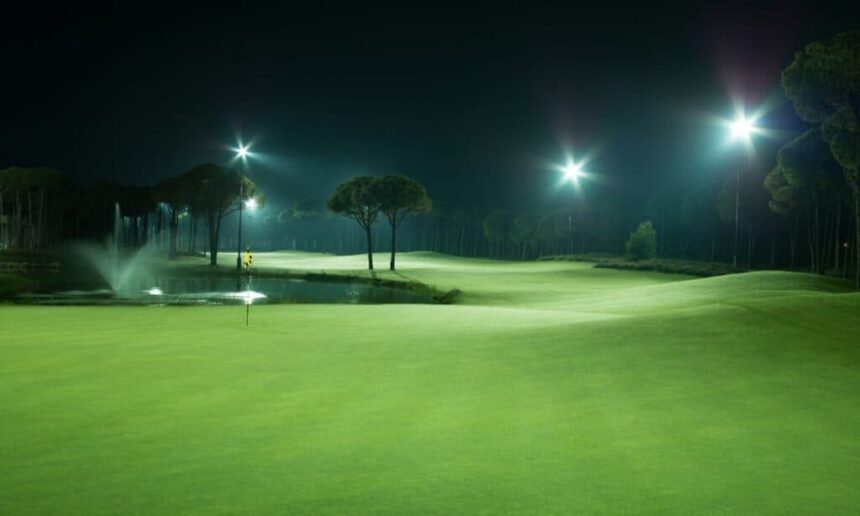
top-left (13, 274), bottom-right (437, 305)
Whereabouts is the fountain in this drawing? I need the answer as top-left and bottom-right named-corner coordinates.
top-left (74, 202), bottom-right (157, 296)
top-left (14, 202), bottom-right (435, 306)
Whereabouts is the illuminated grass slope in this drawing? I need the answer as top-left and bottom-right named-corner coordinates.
top-left (2, 252), bottom-right (859, 514)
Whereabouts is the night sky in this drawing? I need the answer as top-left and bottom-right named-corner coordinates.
top-left (3, 3), bottom-right (858, 211)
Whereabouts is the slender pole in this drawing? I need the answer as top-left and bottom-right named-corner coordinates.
top-left (245, 270), bottom-right (251, 326)
top-left (236, 181), bottom-right (243, 271)
top-left (569, 189), bottom-right (574, 254)
top-left (733, 165), bottom-right (740, 268)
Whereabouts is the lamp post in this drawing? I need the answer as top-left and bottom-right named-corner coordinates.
top-left (235, 144), bottom-right (250, 270)
top-left (562, 159), bottom-right (583, 253)
top-left (563, 161), bottom-right (583, 230)
top-left (728, 115), bottom-right (758, 268)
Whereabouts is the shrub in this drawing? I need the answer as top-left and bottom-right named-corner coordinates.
top-left (625, 220), bottom-right (658, 261)
top-left (593, 258), bottom-right (742, 277)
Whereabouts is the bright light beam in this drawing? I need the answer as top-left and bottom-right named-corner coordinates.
top-left (563, 161), bottom-right (583, 181)
top-left (729, 115), bottom-right (757, 141)
top-left (245, 197), bottom-right (258, 210)
top-left (226, 290), bottom-right (267, 305)
top-left (236, 144), bottom-right (250, 159)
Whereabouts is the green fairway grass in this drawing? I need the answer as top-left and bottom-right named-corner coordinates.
top-left (2, 252), bottom-right (859, 514)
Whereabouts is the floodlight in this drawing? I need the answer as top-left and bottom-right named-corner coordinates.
top-left (729, 116), bottom-right (756, 141)
top-left (563, 161), bottom-right (583, 181)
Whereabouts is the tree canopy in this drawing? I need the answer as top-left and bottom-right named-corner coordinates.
top-left (326, 176), bottom-right (384, 269)
top-left (782, 31), bottom-right (860, 283)
top-left (375, 174), bottom-right (432, 269)
top-left (180, 163), bottom-right (256, 265)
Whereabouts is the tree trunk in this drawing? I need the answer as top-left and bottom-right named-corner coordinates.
top-left (747, 224), bottom-right (755, 269)
top-left (854, 185), bottom-right (860, 288)
top-left (834, 203), bottom-right (841, 272)
top-left (365, 224), bottom-right (374, 270)
top-left (814, 201), bottom-right (821, 273)
top-left (13, 190), bottom-right (21, 248)
top-left (193, 215), bottom-right (199, 254)
top-left (36, 189), bottom-right (45, 249)
top-left (770, 233), bottom-right (776, 268)
top-left (806, 205), bottom-right (815, 272)
top-left (208, 213), bottom-right (221, 266)
top-left (822, 204), bottom-right (832, 271)
top-left (155, 206), bottom-right (163, 249)
top-left (26, 189), bottom-right (33, 249)
top-left (0, 191), bottom-right (4, 249)
top-left (790, 216), bottom-right (799, 269)
top-left (389, 219), bottom-right (397, 270)
top-left (187, 214), bottom-right (195, 253)
top-left (169, 208), bottom-right (179, 258)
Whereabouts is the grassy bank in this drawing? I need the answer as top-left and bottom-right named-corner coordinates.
top-left (0, 250), bottom-right (459, 303)
top-left (2, 252), bottom-right (859, 513)
top-left (540, 254), bottom-right (743, 277)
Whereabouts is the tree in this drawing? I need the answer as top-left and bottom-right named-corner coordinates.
top-left (536, 210), bottom-right (568, 256)
top-left (0, 166), bottom-right (64, 249)
top-left (292, 198), bottom-right (323, 219)
top-left (482, 209), bottom-right (511, 258)
top-left (782, 31), bottom-right (860, 285)
top-left (327, 176), bottom-right (382, 270)
top-left (181, 163), bottom-right (256, 266)
top-left (511, 212), bottom-right (540, 260)
top-left (646, 189), bottom-right (682, 258)
top-left (376, 174), bottom-right (432, 270)
top-left (625, 220), bottom-right (658, 261)
top-left (681, 182), bottom-right (720, 261)
top-left (118, 185), bottom-right (156, 248)
top-left (154, 176), bottom-right (186, 258)
top-left (287, 198), bottom-right (326, 251)
top-left (763, 166), bottom-right (801, 268)
top-left (766, 129), bottom-right (845, 272)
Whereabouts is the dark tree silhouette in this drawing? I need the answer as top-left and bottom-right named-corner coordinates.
top-left (783, 31), bottom-right (860, 285)
top-left (482, 209), bottom-right (511, 258)
top-left (0, 166), bottom-right (64, 249)
top-left (154, 176), bottom-right (187, 258)
top-left (511, 212), bottom-right (540, 260)
top-left (181, 163), bottom-right (257, 266)
top-left (327, 176), bottom-right (382, 270)
top-left (626, 221), bottom-right (658, 261)
top-left (376, 175), bottom-right (432, 270)
top-left (766, 129), bottom-right (845, 272)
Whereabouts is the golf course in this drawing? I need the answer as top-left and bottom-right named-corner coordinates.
top-left (2, 252), bottom-right (859, 514)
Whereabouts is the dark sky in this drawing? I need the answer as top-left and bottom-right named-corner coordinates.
top-left (2, 3), bottom-right (858, 210)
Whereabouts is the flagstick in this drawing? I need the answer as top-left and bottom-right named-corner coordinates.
top-left (245, 270), bottom-right (251, 327)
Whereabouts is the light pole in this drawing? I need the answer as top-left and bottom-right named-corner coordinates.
top-left (562, 159), bottom-right (584, 254)
top-left (235, 144), bottom-right (250, 270)
top-left (728, 114), bottom-right (758, 268)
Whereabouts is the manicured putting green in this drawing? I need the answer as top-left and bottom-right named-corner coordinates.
top-left (2, 252), bottom-right (859, 514)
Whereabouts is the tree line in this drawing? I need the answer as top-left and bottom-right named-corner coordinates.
top-left (0, 163), bottom-right (257, 266)
top-left (770, 31), bottom-right (860, 286)
top-left (2, 31), bottom-right (856, 285)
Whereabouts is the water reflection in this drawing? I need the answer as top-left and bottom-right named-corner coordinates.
top-left (224, 290), bottom-right (267, 305)
top-left (19, 274), bottom-right (434, 305)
